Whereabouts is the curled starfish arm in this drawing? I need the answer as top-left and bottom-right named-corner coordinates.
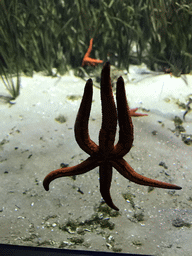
top-left (113, 76), bottom-right (134, 157)
top-left (130, 108), bottom-right (148, 117)
top-left (75, 79), bottom-right (99, 155)
top-left (111, 158), bottom-right (182, 190)
top-left (99, 62), bottom-right (117, 153)
top-left (99, 164), bottom-right (119, 211)
top-left (43, 157), bottom-right (99, 191)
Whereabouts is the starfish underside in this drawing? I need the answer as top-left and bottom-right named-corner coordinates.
top-left (43, 62), bottom-right (182, 211)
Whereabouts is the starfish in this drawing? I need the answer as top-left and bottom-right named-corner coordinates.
top-left (81, 38), bottom-right (103, 67)
top-left (129, 107), bottom-right (148, 117)
top-left (43, 62), bottom-right (182, 211)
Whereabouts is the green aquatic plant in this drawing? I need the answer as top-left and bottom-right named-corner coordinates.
top-left (1, 0), bottom-right (192, 84)
top-left (0, 0), bottom-right (21, 98)
top-left (146, 0), bottom-right (192, 75)
top-left (0, 64), bottom-right (20, 99)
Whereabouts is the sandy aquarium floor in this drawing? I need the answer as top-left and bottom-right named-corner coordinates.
top-left (0, 66), bottom-right (192, 256)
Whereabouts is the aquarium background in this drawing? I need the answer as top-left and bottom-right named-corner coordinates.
top-left (1, 0), bottom-right (192, 98)
top-left (0, 0), bottom-right (192, 255)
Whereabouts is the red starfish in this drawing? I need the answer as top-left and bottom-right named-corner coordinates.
top-left (43, 62), bottom-right (182, 211)
top-left (81, 38), bottom-right (103, 67)
top-left (129, 107), bottom-right (148, 117)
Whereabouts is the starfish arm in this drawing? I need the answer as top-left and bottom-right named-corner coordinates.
top-left (113, 76), bottom-right (134, 157)
top-left (111, 158), bottom-right (182, 190)
top-left (130, 108), bottom-right (148, 117)
top-left (99, 62), bottom-right (117, 154)
top-left (85, 38), bottom-right (93, 59)
top-left (75, 78), bottom-right (99, 155)
top-left (99, 163), bottom-right (119, 211)
top-left (81, 38), bottom-right (93, 66)
top-left (83, 57), bottom-right (103, 66)
top-left (43, 157), bottom-right (99, 191)
top-left (81, 38), bottom-right (103, 67)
